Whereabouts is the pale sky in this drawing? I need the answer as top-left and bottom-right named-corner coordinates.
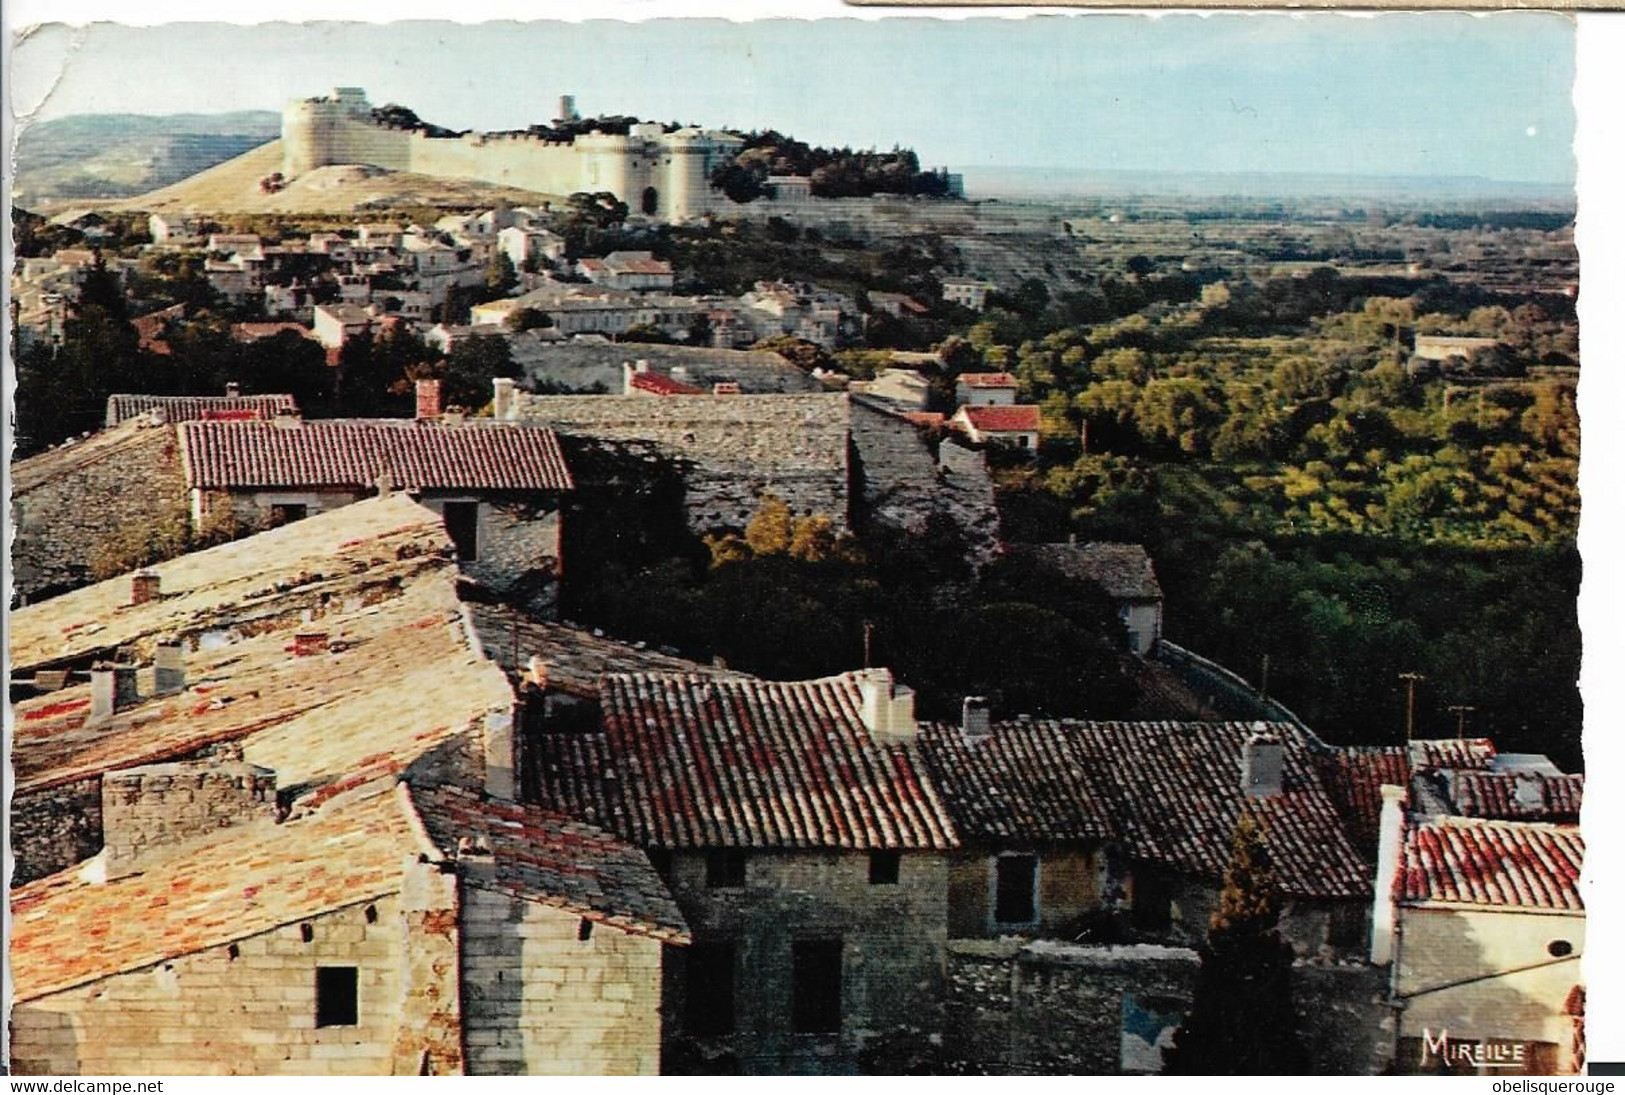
top-left (11, 13), bottom-right (1576, 185)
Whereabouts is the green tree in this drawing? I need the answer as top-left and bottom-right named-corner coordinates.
top-left (1163, 813), bottom-right (1308, 1075)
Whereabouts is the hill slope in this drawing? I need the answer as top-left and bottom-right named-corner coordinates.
top-left (113, 140), bottom-right (564, 215)
top-left (14, 111), bottom-right (283, 202)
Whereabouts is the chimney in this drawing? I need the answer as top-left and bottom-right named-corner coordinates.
top-left (492, 377), bottom-right (516, 421)
top-left (670, 365), bottom-right (690, 382)
top-left (442, 406), bottom-right (467, 427)
top-left (293, 631), bottom-right (329, 657)
top-left (1370, 784), bottom-right (1409, 965)
top-left (273, 411), bottom-right (302, 430)
top-left (224, 381), bottom-right (242, 397)
top-left (635, 358), bottom-right (651, 373)
top-left (416, 378), bottom-right (443, 421)
top-left (483, 710), bottom-right (516, 800)
top-left (154, 638), bottom-right (186, 694)
top-left (90, 662), bottom-right (140, 719)
top-left (1241, 730), bottom-right (1285, 798)
top-left (857, 668), bottom-right (917, 744)
top-left (961, 696), bottom-right (992, 741)
top-left (131, 571), bottom-right (161, 606)
top-left (712, 382), bottom-right (742, 395)
top-left (528, 656), bottom-right (550, 690)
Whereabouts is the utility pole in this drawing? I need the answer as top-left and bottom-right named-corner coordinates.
top-left (1399, 672), bottom-right (1426, 742)
top-left (1259, 654), bottom-right (1270, 702)
top-left (1448, 704), bottom-right (1476, 741)
top-left (862, 620), bottom-right (875, 669)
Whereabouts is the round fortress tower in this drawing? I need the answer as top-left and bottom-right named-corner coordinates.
top-left (282, 88), bottom-right (377, 177)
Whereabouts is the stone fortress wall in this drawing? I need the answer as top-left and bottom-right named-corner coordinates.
top-left (282, 88), bottom-right (740, 223)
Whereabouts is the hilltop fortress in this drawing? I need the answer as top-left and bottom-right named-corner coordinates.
top-left (282, 88), bottom-right (747, 223)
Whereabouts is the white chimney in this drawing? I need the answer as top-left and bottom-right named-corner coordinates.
top-left (1242, 731), bottom-right (1285, 798)
top-left (90, 662), bottom-right (140, 720)
top-left (225, 381), bottom-right (242, 397)
top-left (483, 709), bottom-right (516, 800)
top-left (962, 696), bottom-right (992, 740)
top-left (1371, 784), bottom-right (1409, 965)
top-left (154, 639), bottom-right (186, 695)
top-left (492, 377), bottom-right (516, 421)
top-left (857, 668), bottom-right (917, 744)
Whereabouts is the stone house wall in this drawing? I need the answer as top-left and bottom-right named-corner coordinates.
top-left (946, 846), bottom-right (1104, 940)
top-left (8, 898), bottom-right (409, 1075)
top-left (458, 878), bottom-right (666, 1075)
top-left (1128, 869), bottom-right (1368, 960)
top-left (658, 849), bottom-right (950, 1075)
top-left (101, 761), bottom-right (279, 876)
top-left (10, 778), bottom-right (104, 887)
top-left (12, 422), bottom-right (189, 599)
top-left (413, 494), bottom-right (564, 614)
top-left (1392, 905), bottom-right (1585, 1074)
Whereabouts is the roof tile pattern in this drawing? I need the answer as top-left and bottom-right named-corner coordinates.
top-left (1314, 746), bottom-right (1410, 858)
top-left (413, 786), bottom-right (688, 941)
top-left (959, 404), bottom-right (1042, 433)
top-left (1005, 542), bottom-right (1163, 601)
top-left (1442, 770), bottom-right (1584, 822)
top-left (532, 672), bottom-right (957, 850)
top-left (958, 372), bottom-right (1019, 389)
top-left (1409, 738), bottom-right (1498, 771)
top-left (106, 393), bottom-right (298, 427)
top-left (10, 790), bottom-right (418, 1002)
top-left (180, 420), bottom-right (573, 492)
top-left (1402, 818), bottom-right (1583, 910)
top-left (922, 720), bottom-right (1370, 899)
top-left (628, 371), bottom-right (706, 396)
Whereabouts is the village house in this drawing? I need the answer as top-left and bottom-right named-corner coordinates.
top-left (7, 497), bottom-right (688, 1076)
top-left (578, 251), bottom-right (676, 292)
top-left (1412, 334), bottom-right (1501, 363)
top-left (955, 371), bottom-right (1020, 408)
top-left (1348, 739), bottom-right (1586, 1075)
top-left (105, 388), bottom-right (300, 429)
top-left (312, 301), bottom-right (382, 349)
top-left (179, 381), bottom-right (575, 611)
top-left (1005, 542), bottom-right (1164, 655)
top-left (848, 368), bottom-right (932, 412)
top-left (950, 404), bottom-right (1042, 450)
top-left (499, 224), bottom-right (567, 272)
top-left (941, 277), bottom-right (998, 311)
top-left (526, 667), bottom-right (957, 1074)
top-left (867, 291), bottom-right (928, 320)
top-left (148, 213), bottom-right (203, 245)
top-left (500, 341), bottom-right (816, 396)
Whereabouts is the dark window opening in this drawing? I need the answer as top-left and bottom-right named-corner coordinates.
top-left (578, 918), bottom-right (594, 942)
top-left (364, 904), bottom-right (378, 924)
top-left (642, 187), bottom-right (660, 216)
top-left (270, 503), bottom-right (308, 527)
top-left (315, 966), bottom-right (359, 1027)
top-left (706, 850), bottom-right (747, 889)
top-left (1549, 939), bottom-right (1574, 958)
top-left (647, 848), bottom-right (674, 878)
top-left (791, 939), bottom-right (843, 1034)
top-left (686, 940), bottom-right (736, 1036)
top-left (300, 923), bottom-right (315, 943)
top-left (869, 850), bottom-right (901, 885)
top-left (1328, 903), bottom-right (1365, 949)
top-left (994, 854), bottom-right (1038, 925)
top-left (1131, 871), bottom-right (1172, 933)
top-left (442, 501), bottom-right (479, 562)
top-left (227, 944), bottom-right (239, 960)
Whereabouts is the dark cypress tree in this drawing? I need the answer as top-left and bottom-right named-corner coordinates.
top-left (1162, 812), bottom-right (1309, 1075)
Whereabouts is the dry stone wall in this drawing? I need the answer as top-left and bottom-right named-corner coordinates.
top-left (10, 778), bottom-right (104, 887)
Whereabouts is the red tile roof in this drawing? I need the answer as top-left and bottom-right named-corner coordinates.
top-left (922, 720), bottom-right (1370, 899)
top-left (1410, 738), bottom-right (1498, 771)
top-left (180, 420), bottom-right (574, 492)
top-left (412, 786), bottom-right (688, 942)
top-left (628, 371), bottom-right (706, 396)
top-left (1439, 770), bottom-right (1583, 822)
top-left (10, 789), bottom-right (421, 1002)
top-left (1315, 746), bottom-right (1409, 858)
top-left (231, 322), bottom-right (316, 343)
top-left (958, 404), bottom-right (1042, 434)
top-left (1401, 818), bottom-right (1582, 911)
top-left (106, 393), bottom-right (298, 427)
top-left (532, 672), bottom-right (957, 850)
top-left (958, 372), bottom-right (1019, 389)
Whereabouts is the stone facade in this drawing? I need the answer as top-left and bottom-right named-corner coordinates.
top-left (101, 760), bottom-right (279, 878)
top-left (12, 421), bottom-right (189, 599)
top-left (459, 879), bottom-right (666, 1075)
top-left (946, 847), bottom-right (1104, 940)
top-left (10, 778), bottom-right (104, 887)
top-left (658, 849), bottom-right (950, 1075)
top-left (9, 899), bottom-right (409, 1075)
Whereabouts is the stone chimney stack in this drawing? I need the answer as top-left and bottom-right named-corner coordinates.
top-left (416, 378), bottom-right (443, 421)
top-left (90, 662), bottom-right (140, 719)
top-left (131, 571), bottom-right (161, 606)
top-left (962, 696), bottom-right (992, 741)
top-left (528, 656), bottom-right (550, 691)
top-left (154, 639), bottom-right (186, 695)
top-left (1241, 730), bottom-right (1285, 798)
top-left (101, 758), bottom-right (278, 879)
top-left (483, 710), bottom-right (517, 801)
top-left (225, 381), bottom-right (242, 397)
top-left (1370, 784), bottom-right (1409, 965)
top-left (857, 668), bottom-right (917, 744)
top-left (293, 631), bottom-right (329, 657)
top-left (492, 377), bottom-right (516, 422)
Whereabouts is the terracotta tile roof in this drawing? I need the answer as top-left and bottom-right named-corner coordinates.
top-left (179, 420), bottom-right (574, 492)
top-left (1314, 746), bottom-right (1409, 858)
top-left (106, 393), bottom-right (298, 427)
top-left (628, 371), bottom-right (707, 396)
top-left (904, 412), bottom-right (946, 428)
top-left (11, 500), bottom-right (512, 810)
top-left (12, 419), bottom-right (176, 496)
top-left (1401, 818), bottom-right (1583, 911)
top-left (465, 604), bottom-right (738, 699)
top-left (604, 255), bottom-right (673, 276)
top-left (413, 786), bottom-right (688, 942)
top-left (958, 404), bottom-right (1042, 433)
top-left (958, 372), bottom-right (1019, 389)
top-left (1409, 738), bottom-right (1498, 771)
top-left (922, 720), bottom-right (1369, 899)
top-left (917, 722), bottom-right (1116, 842)
top-left (532, 672), bottom-right (958, 850)
top-left (1437, 770), bottom-right (1584, 822)
top-left (231, 322), bottom-right (317, 343)
top-left (9, 789), bottom-right (421, 1002)
top-left (1005, 542), bottom-right (1163, 601)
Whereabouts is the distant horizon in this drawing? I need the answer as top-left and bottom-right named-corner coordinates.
top-left (11, 16), bottom-right (1578, 188)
